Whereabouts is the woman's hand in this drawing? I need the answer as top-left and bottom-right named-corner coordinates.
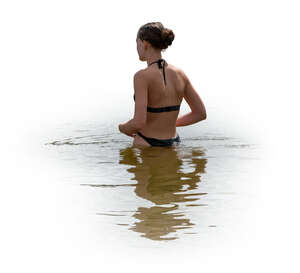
top-left (118, 123), bottom-right (136, 138)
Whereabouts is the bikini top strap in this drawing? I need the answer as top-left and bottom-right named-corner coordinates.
top-left (149, 58), bottom-right (167, 86)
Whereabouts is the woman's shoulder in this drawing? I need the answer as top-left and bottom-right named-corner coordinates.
top-left (134, 69), bottom-right (148, 80)
top-left (133, 69), bottom-right (149, 87)
top-left (167, 63), bottom-right (185, 76)
top-left (138, 62), bottom-right (183, 75)
top-left (134, 63), bottom-right (186, 84)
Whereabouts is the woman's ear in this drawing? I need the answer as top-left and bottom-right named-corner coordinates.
top-left (143, 40), bottom-right (150, 50)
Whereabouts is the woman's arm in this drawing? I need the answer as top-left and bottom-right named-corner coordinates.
top-left (176, 70), bottom-right (207, 127)
top-left (118, 119), bottom-right (142, 137)
top-left (176, 112), bottom-right (206, 127)
top-left (118, 70), bottom-right (148, 137)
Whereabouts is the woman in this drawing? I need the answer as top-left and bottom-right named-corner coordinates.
top-left (118, 22), bottom-right (207, 147)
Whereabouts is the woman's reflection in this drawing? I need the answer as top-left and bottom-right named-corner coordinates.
top-left (119, 145), bottom-right (207, 241)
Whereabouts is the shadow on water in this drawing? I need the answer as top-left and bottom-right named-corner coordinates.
top-left (117, 145), bottom-right (208, 241)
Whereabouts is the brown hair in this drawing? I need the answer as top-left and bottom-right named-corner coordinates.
top-left (137, 22), bottom-right (175, 51)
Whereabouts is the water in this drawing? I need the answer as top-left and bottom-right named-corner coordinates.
top-left (38, 117), bottom-right (264, 248)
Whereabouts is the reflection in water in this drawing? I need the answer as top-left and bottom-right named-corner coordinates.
top-left (45, 124), bottom-right (259, 244)
top-left (119, 146), bottom-right (207, 241)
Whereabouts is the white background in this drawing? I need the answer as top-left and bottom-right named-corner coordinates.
top-left (1, 0), bottom-right (299, 272)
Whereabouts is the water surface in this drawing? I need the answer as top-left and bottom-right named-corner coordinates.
top-left (43, 119), bottom-right (263, 245)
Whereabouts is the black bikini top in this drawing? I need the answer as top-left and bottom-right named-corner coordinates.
top-left (133, 58), bottom-right (181, 113)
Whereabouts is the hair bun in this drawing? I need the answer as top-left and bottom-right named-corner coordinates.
top-left (161, 28), bottom-right (175, 49)
top-left (137, 22), bottom-right (175, 51)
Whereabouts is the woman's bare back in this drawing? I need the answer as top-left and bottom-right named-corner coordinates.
top-left (137, 62), bottom-right (185, 139)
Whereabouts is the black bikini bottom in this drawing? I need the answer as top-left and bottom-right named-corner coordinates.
top-left (137, 132), bottom-right (181, 147)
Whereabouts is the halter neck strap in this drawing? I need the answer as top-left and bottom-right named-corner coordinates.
top-left (149, 58), bottom-right (165, 68)
top-left (148, 58), bottom-right (167, 85)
